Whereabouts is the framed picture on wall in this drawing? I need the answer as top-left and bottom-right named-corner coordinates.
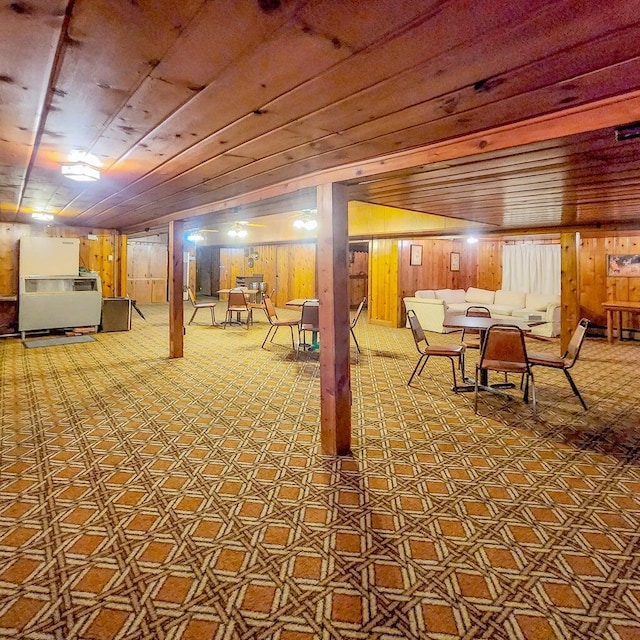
top-left (410, 244), bottom-right (423, 266)
top-left (607, 254), bottom-right (640, 276)
top-left (450, 252), bottom-right (460, 272)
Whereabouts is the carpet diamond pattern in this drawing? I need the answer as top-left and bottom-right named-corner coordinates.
top-left (1, 302), bottom-right (639, 639)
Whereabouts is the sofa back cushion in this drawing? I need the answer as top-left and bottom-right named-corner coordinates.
top-left (435, 288), bottom-right (466, 304)
top-left (494, 289), bottom-right (526, 309)
top-left (465, 287), bottom-right (495, 304)
top-left (525, 292), bottom-right (560, 310)
top-left (415, 290), bottom-right (436, 299)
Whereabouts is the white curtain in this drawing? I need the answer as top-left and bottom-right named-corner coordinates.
top-left (502, 244), bottom-right (560, 294)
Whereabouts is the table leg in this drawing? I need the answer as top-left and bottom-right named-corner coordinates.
top-left (618, 310), bottom-right (623, 342)
top-left (607, 309), bottom-right (613, 344)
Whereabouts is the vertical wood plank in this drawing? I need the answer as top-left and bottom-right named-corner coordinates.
top-left (317, 182), bottom-right (351, 456)
top-left (561, 232), bottom-right (580, 352)
top-left (168, 221), bottom-right (184, 359)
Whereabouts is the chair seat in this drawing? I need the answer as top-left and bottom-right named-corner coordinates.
top-left (426, 345), bottom-right (465, 356)
top-left (527, 352), bottom-right (564, 367)
top-left (273, 318), bottom-right (299, 327)
top-left (480, 358), bottom-right (528, 373)
top-left (462, 337), bottom-right (481, 349)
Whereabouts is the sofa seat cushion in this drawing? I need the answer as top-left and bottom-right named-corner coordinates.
top-left (488, 305), bottom-right (518, 316)
top-left (525, 293), bottom-right (559, 311)
top-left (435, 288), bottom-right (466, 303)
top-left (465, 287), bottom-right (495, 304)
top-left (447, 302), bottom-right (472, 314)
top-left (494, 289), bottom-right (526, 308)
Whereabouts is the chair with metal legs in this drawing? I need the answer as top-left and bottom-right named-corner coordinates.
top-left (186, 287), bottom-right (216, 325)
top-left (350, 297), bottom-right (367, 353)
top-left (526, 318), bottom-right (589, 410)
top-left (222, 288), bottom-right (250, 328)
top-left (475, 324), bottom-right (536, 416)
top-left (406, 310), bottom-right (465, 390)
top-left (297, 300), bottom-right (320, 359)
top-left (261, 295), bottom-right (299, 350)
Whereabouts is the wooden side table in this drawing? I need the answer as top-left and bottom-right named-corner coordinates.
top-left (602, 301), bottom-right (640, 343)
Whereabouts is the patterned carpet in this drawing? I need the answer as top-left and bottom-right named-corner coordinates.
top-left (1, 302), bottom-right (639, 640)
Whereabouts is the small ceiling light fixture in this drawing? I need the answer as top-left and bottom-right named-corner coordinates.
top-left (466, 236), bottom-right (479, 244)
top-left (293, 210), bottom-right (318, 230)
top-left (228, 223), bottom-right (248, 238)
top-left (32, 212), bottom-right (54, 222)
top-left (61, 151), bottom-right (102, 182)
top-left (186, 232), bottom-right (204, 242)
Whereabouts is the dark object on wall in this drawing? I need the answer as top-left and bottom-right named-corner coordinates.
top-left (615, 121), bottom-right (640, 141)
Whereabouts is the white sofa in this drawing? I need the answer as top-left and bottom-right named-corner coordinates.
top-left (403, 287), bottom-right (561, 337)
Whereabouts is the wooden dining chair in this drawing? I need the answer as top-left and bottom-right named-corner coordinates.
top-left (475, 324), bottom-right (536, 416)
top-left (186, 287), bottom-right (216, 325)
top-left (526, 318), bottom-right (589, 409)
top-left (407, 309), bottom-right (465, 390)
top-left (261, 295), bottom-right (299, 350)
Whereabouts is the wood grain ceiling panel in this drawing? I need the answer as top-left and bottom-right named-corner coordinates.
top-left (348, 130), bottom-right (640, 229)
top-left (3, 0), bottom-right (640, 234)
top-left (0, 1), bottom-right (67, 213)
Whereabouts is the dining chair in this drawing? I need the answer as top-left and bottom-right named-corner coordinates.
top-left (297, 299), bottom-right (320, 358)
top-left (248, 290), bottom-right (269, 324)
top-left (261, 295), bottom-right (299, 350)
top-left (406, 309), bottom-right (465, 390)
top-left (222, 288), bottom-right (250, 329)
top-left (461, 306), bottom-right (491, 349)
top-left (350, 296), bottom-right (367, 353)
top-left (475, 324), bottom-right (536, 416)
top-left (526, 318), bottom-right (589, 410)
top-left (186, 287), bottom-right (216, 325)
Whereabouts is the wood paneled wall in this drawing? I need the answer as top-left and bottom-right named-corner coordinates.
top-left (398, 238), bottom-right (480, 300)
top-left (369, 238), bottom-right (399, 326)
top-left (127, 241), bottom-right (168, 304)
top-left (219, 243), bottom-right (315, 306)
top-left (0, 222), bottom-right (118, 296)
top-left (580, 232), bottom-right (640, 330)
top-left (208, 231), bottom-right (640, 332)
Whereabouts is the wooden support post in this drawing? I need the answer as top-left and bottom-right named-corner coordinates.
top-left (168, 221), bottom-right (184, 358)
top-left (317, 183), bottom-right (351, 456)
top-left (560, 232), bottom-right (580, 353)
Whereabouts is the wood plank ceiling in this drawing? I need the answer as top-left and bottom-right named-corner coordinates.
top-left (1, 0), bottom-right (640, 234)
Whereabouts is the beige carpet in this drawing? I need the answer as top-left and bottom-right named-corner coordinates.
top-left (1, 302), bottom-right (639, 639)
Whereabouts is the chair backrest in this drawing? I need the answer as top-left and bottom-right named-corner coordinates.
top-left (228, 288), bottom-right (248, 309)
top-left (264, 295), bottom-right (278, 323)
top-left (351, 297), bottom-right (367, 329)
top-left (464, 306), bottom-right (491, 336)
top-left (300, 300), bottom-right (320, 330)
top-left (187, 286), bottom-right (197, 306)
top-left (407, 309), bottom-right (428, 351)
top-left (564, 318), bottom-right (589, 366)
top-left (479, 325), bottom-right (529, 374)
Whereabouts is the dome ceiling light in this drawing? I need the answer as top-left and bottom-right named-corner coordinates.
top-left (61, 151), bottom-right (102, 182)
